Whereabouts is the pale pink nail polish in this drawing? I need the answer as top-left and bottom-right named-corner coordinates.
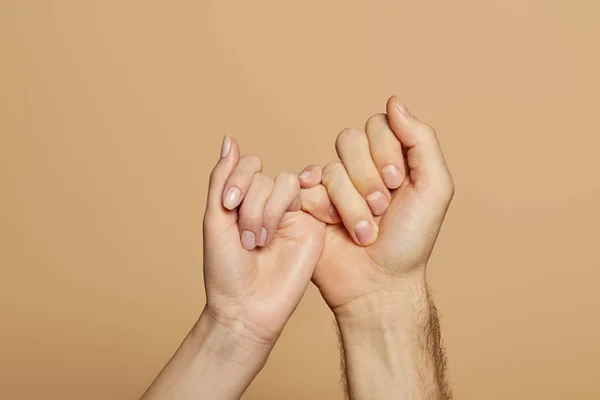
top-left (382, 165), bottom-right (403, 189)
top-left (241, 230), bottom-right (256, 250)
top-left (354, 220), bottom-right (377, 246)
top-left (223, 187), bottom-right (241, 210)
top-left (366, 191), bottom-right (390, 216)
top-left (221, 136), bottom-right (231, 159)
top-left (258, 227), bottom-right (268, 246)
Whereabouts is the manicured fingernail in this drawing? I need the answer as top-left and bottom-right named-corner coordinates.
top-left (395, 97), bottom-right (410, 117)
top-left (354, 220), bottom-right (377, 246)
top-left (366, 191), bottom-right (390, 216)
top-left (298, 170), bottom-right (311, 180)
top-left (258, 227), bottom-right (268, 246)
top-left (382, 165), bottom-right (403, 188)
top-left (221, 136), bottom-right (231, 158)
top-left (241, 230), bottom-right (256, 250)
top-left (329, 206), bottom-right (340, 221)
top-left (223, 187), bottom-right (241, 210)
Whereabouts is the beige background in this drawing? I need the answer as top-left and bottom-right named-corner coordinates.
top-left (1, 1), bottom-right (599, 399)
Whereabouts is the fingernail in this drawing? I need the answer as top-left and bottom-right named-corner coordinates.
top-left (221, 136), bottom-right (231, 158)
top-left (366, 191), bottom-right (390, 216)
top-left (329, 206), bottom-right (340, 221)
top-left (223, 187), bottom-right (241, 210)
top-left (241, 230), bottom-right (256, 250)
top-left (395, 97), bottom-right (410, 117)
top-left (258, 227), bottom-right (268, 246)
top-left (354, 220), bottom-right (377, 246)
top-left (382, 165), bottom-right (403, 188)
top-left (298, 170), bottom-right (311, 180)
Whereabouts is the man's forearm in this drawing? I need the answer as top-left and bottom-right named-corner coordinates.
top-left (333, 273), bottom-right (451, 400)
top-left (141, 308), bottom-right (273, 400)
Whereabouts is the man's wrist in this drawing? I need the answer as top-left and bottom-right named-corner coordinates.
top-left (332, 270), bottom-right (430, 331)
top-left (331, 269), bottom-right (452, 399)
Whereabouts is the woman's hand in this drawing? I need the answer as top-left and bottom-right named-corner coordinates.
top-left (203, 136), bottom-right (326, 344)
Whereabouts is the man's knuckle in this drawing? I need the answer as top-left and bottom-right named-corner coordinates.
top-left (336, 127), bottom-right (365, 149)
top-left (365, 113), bottom-right (387, 130)
top-left (322, 161), bottom-right (343, 184)
top-left (276, 172), bottom-right (299, 189)
top-left (420, 122), bottom-right (436, 137)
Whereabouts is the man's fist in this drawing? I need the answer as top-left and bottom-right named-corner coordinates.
top-left (299, 96), bottom-right (454, 312)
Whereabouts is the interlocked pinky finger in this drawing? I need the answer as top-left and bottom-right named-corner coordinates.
top-left (298, 165), bottom-right (323, 189)
top-left (300, 185), bottom-right (341, 225)
top-left (261, 173), bottom-right (302, 246)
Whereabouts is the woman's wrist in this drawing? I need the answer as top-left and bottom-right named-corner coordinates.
top-left (192, 307), bottom-right (274, 368)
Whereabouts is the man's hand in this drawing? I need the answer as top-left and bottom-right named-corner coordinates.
top-left (142, 136), bottom-right (326, 400)
top-left (300, 96), bottom-right (454, 399)
top-left (300, 96), bottom-right (453, 311)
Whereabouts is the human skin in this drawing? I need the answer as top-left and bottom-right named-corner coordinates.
top-left (142, 96), bottom-right (454, 399)
top-left (299, 96), bottom-right (454, 399)
top-left (141, 137), bottom-right (326, 400)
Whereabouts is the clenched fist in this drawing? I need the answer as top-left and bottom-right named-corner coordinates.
top-left (143, 97), bottom-right (454, 400)
top-left (300, 96), bottom-right (454, 312)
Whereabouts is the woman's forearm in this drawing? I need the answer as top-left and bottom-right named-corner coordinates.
top-left (141, 308), bottom-right (273, 400)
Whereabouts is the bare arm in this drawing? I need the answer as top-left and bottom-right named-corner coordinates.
top-left (334, 275), bottom-right (451, 400)
top-left (141, 309), bottom-right (272, 400)
top-left (142, 137), bottom-right (325, 399)
top-left (299, 96), bottom-right (455, 399)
